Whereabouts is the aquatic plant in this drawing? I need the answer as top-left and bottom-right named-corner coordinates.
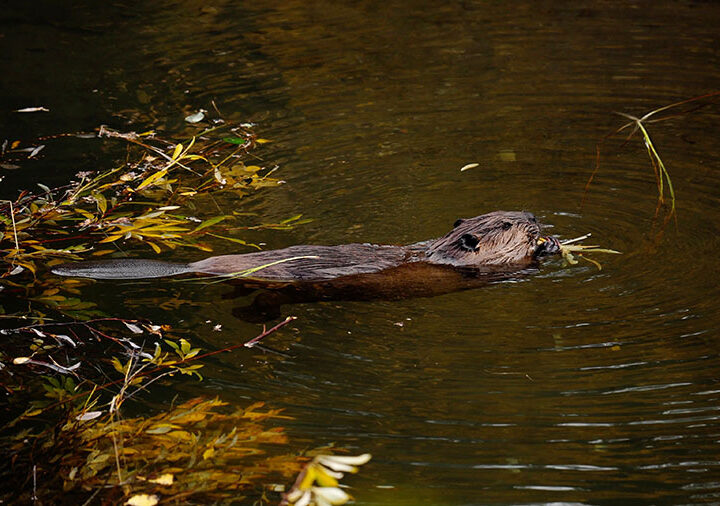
top-left (587, 91), bottom-right (720, 226)
top-left (0, 120), bottom-right (330, 504)
top-left (1, 314), bottom-right (300, 504)
top-left (282, 453), bottom-right (372, 506)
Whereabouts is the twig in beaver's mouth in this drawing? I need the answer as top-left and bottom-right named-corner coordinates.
top-left (560, 233), bottom-right (592, 246)
top-left (557, 234), bottom-right (621, 270)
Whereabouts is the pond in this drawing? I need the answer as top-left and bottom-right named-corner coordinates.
top-left (3, 1), bottom-right (720, 504)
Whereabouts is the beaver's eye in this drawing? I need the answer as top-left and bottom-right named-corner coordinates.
top-left (458, 233), bottom-right (480, 252)
top-left (502, 222), bottom-right (513, 231)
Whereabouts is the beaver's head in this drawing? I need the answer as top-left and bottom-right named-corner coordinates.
top-left (424, 211), bottom-right (560, 267)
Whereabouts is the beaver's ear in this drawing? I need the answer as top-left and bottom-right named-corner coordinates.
top-left (458, 233), bottom-right (480, 252)
top-left (453, 218), bottom-right (465, 228)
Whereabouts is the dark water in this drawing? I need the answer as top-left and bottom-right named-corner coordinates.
top-left (3, 1), bottom-right (720, 503)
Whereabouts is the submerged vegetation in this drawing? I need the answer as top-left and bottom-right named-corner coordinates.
top-left (0, 120), bottom-right (369, 504)
top-left (587, 91), bottom-right (720, 227)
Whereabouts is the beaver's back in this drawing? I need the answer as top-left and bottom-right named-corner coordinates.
top-left (189, 243), bottom-right (415, 282)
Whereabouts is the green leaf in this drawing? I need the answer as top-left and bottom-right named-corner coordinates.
top-left (222, 137), bottom-right (248, 145)
top-left (192, 215), bottom-right (231, 233)
top-left (92, 192), bottom-right (107, 214)
top-left (145, 424), bottom-right (174, 434)
top-left (205, 233), bottom-right (261, 249)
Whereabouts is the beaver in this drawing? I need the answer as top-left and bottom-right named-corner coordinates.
top-left (51, 210), bottom-right (561, 319)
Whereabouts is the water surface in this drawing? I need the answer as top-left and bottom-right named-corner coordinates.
top-left (3, 1), bottom-right (720, 504)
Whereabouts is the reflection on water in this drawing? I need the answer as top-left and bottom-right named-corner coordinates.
top-left (3, 0), bottom-right (720, 503)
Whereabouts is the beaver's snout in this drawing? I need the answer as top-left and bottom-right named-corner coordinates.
top-left (535, 236), bottom-right (561, 257)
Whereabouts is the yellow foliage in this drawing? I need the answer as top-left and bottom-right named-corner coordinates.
top-left (53, 397), bottom-right (301, 503)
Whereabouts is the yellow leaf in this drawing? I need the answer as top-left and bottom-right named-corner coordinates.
top-left (136, 169), bottom-right (168, 191)
top-left (315, 467), bottom-right (339, 487)
top-left (299, 466), bottom-right (317, 490)
top-left (203, 448), bottom-right (216, 460)
top-left (166, 430), bottom-right (193, 441)
top-left (149, 473), bottom-right (174, 485)
top-left (171, 143), bottom-right (183, 161)
top-left (255, 138), bottom-right (271, 144)
top-left (37, 295), bottom-right (65, 302)
top-left (91, 249), bottom-right (115, 256)
top-left (98, 234), bottom-right (124, 243)
top-left (171, 411), bottom-right (206, 424)
top-left (147, 242), bottom-right (162, 254)
top-left (125, 494), bottom-right (159, 506)
top-left (146, 424), bottom-right (176, 434)
top-left (74, 208), bottom-right (95, 220)
top-left (93, 192), bottom-right (107, 214)
top-left (111, 357), bottom-right (125, 374)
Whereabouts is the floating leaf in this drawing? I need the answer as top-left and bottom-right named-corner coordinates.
top-left (319, 454), bottom-right (372, 467)
top-left (98, 234), bottom-right (124, 243)
top-left (92, 192), bottom-right (107, 214)
top-left (123, 322), bottom-right (144, 334)
top-left (126, 494), bottom-right (159, 506)
top-left (111, 357), bottom-right (125, 373)
top-left (136, 169), bottom-right (168, 191)
top-left (192, 215), bottom-right (231, 232)
top-left (222, 136), bottom-right (247, 145)
top-left (185, 111), bottom-right (205, 123)
top-left (28, 145), bottom-right (45, 158)
top-left (171, 143), bottom-right (183, 161)
top-left (313, 486), bottom-right (351, 505)
top-left (205, 233), bottom-right (260, 249)
top-left (145, 424), bottom-right (176, 434)
top-left (147, 242), bottom-right (162, 254)
top-left (76, 411), bottom-right (103, 421)
top-left (15, 106), bottom-right (50, 113)
top-left (149, 473), bottom-right (174, 485)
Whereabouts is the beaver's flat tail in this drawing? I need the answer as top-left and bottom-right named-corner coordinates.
top-left (51, 259), bottom-right (193, 279)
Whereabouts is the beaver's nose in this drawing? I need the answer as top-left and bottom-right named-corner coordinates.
top-left (535, 236), bottom-right (561, 256)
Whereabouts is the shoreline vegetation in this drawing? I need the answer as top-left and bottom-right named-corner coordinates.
top-left (0, 118), bottom-right (368, 504)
